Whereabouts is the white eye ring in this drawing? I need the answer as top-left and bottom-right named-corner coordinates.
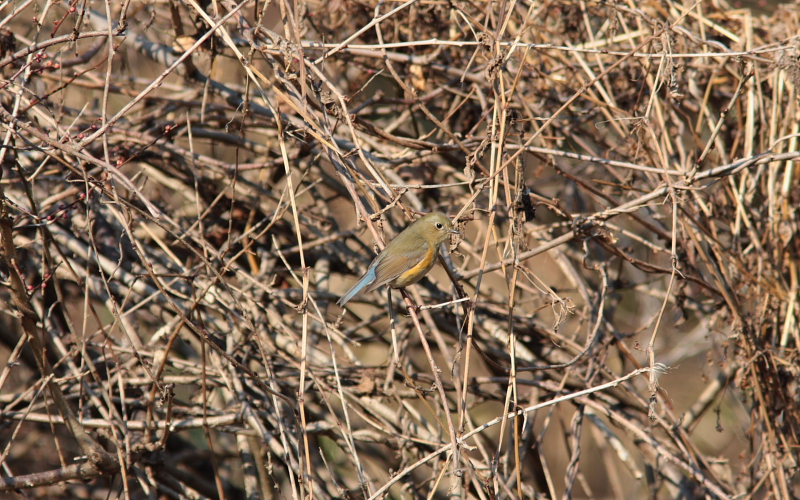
top-left (435, 223), bottom-right (443, 229)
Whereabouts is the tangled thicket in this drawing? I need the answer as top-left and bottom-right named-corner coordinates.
top-left (0, 0), bottom-right (798, 498)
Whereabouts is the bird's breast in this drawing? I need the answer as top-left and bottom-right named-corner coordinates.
top-left (389, 246), bottom-right (437, 288)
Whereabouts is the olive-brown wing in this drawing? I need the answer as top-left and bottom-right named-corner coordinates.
top-left (364, 240), bottom-right (431, 293)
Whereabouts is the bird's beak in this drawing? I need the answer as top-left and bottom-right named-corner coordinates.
top-left (449, 229), bottom-right (460, 235)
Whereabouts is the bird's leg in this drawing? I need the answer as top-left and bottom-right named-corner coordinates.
top-left (399, 288), bottom-right (420, 315)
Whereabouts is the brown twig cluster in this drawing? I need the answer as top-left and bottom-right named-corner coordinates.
top-left (0, 0), bottom-right (798, 498)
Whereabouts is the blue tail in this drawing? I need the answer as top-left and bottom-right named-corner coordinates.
top-left (337, 267), bottom-right (377, 306)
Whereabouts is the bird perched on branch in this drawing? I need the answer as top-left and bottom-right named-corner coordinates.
top-left (337, 212), bottom-right (459, 306)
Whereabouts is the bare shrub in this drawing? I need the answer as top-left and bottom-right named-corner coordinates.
top-left (0, 0), bottom-right (798, 498)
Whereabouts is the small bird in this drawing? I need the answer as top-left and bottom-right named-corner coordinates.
top-left (337, 212), bottom-right (459, 306)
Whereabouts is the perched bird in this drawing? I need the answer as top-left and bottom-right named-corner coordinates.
top-left (337, 212), bottom-right (459, 306)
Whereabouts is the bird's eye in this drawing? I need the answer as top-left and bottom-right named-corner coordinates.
top-left (435, 223), bottom-right (443, 229)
